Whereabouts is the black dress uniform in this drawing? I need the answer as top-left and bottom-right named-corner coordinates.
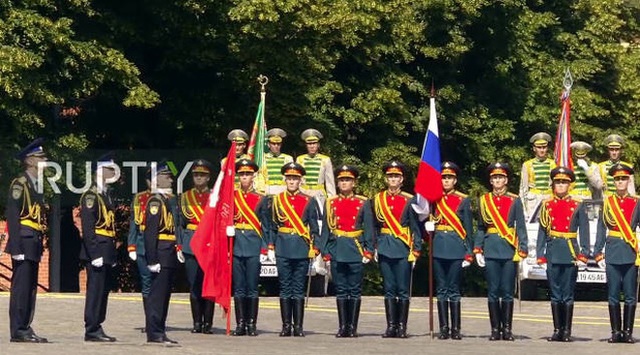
top-left (536, 167), bottom-right (590, 342)
top-left (270, 162), bottom-right (320, 337)
top-left (431, 162), bottom-right (474, 340)
top-left (79, 169), bottom-right (118, 342)
top-left (231, 159), bottom-right (271, 336)
top-left (178, 159), bottom-right (215, 334)
top-left (5, 138), bottom-right (48, 343)
top-left (144, 165), bottom-right (180, 344)
top-left (319, 165), bottom-right (374, 338)
top-left (373, 161), bottom-right (421, 339)
top-left (594, 164), bottom-right (640, 343)
top-left (474, 163), bottom-right (528, 341)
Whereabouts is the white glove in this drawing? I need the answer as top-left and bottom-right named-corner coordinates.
top-left (91, 257), bottom-right (104, 268)
top-left (475, 254), bottom-right (486, 268)
top-left (259, 254), bottom-right (268, 263)
top-left (424, 221), bottom-right (435, 232)
top-left (128, 251), bottom-right (137, 261)
top-left (11, 254), bottom-right (25, 261)
top-left (313, 257), bottom-right (327, 276)
top-left (576, 159), bottom-right (589, 171)
top-left (598, 259), bottom-right (606, 269)
top-left (226, 226), bottom-right (236, 237)
top-left (462, 260), bottom-right (471, 268)
top-left (362, 256), bottom-right (371, 264)
top-left (411, 260), bottom-right (416, 269)
top-left (539, 262), bottom-right (548, 271)
top-left (267, 249), bottom-right (276, 263)
top-left (177, 250), bottom-right (185, 263)
top-left (576, 260), bottom-right (587, 269)
top-left (374, 249), bottom-right (379, 263)
top-left (148, 263), bottom-right (161, 273)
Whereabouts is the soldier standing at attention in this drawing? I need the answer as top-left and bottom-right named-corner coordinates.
top-left (474, 163), bottom-right (528, 342)
top-left (319, 165), bottom-right (374, 338)
top-left (536, 167), bottom-right (590, 342)
top-left (127, 170), bottom-right (153, 331)
top-left (373, 161), bottom-right (421, 339)
top-left (594, 164), bottom-right (639, 344)
top-left (79, 153), bottom-right (118, 342)
top-left (144, 162), bottom-right (180, 344)
top-left (263, 128), bottom-right (294, 196)
top-left (430, 162), bottom-right (474, 340)
top-left (569, 141), bottom-right (602, 200)
top-left (231, 159), bottom-right (271, 336)
top-left (5, 138), bottom-right (48, 343)
top-left (520, 132), bottom-right (555, 218)
top-left (222, 129), bottom-right (251, 187)
top-left (271, 162), bottom-right (320, 337)
top-left (297, 128), bottom-right (336, 199)
top-left (178, 159), bottom-right (214, 334)
top-left (599, 134), bottom-right (636, 196)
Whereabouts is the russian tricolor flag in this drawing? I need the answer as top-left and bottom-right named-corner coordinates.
top-left (413, 94), bottom-right (443, 220)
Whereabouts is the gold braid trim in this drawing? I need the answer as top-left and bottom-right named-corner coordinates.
top-left (180, 193), bottom-right (195, 220)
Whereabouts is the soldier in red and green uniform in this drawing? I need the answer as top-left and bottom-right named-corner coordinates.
top-left (474, 163), bottom-right (528, 342)
top-left (536, 167), bottom-right (590, 342)
top-left (319, 165), bottom-right (374, 338)
top-left (594, 164), bottom-right (640, 344)
top-left (263, 128), bottom-right (293, 195)
top-left (270, 162), bottom-right (320, 337)
top-left (373, 160), bottom-right (421, 339)
top-left (127, 170), bottom-right (153, 322)
top-left (430, 162), bottom-right (474, 340)
top-left (178, 159), bottom-right (214, 334)
top-left (231, 159), bottom-right (271, 336)
top-left (519, 132), bottom-right (556, 218)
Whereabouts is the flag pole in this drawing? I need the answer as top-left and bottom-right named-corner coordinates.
top-left (227, 234), bottom-right (234, 335)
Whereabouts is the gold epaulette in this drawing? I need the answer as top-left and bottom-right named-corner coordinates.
top-left (355, 194), bottom-right (369, 201)
top-left (327, 195), bottom-right (339, 203)
top-left (572, 196), bottom-right (583, 203)
top-left (16, 176), bottom-right (27, 184)
top-left (400, 191), bottom-right (414, 199)
top-left (506, 192), bottom-right (518, 199)
top-left (453, 191), bottom-right (468, 198)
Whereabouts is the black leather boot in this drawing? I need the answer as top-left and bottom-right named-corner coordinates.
top-left (623, 303), bottom-right (636, 343)
top-left (292, 298), bottom-right (305, 337)
top-left (232, 297), bottom-right (246, 336)
top-left (349, 298), bottom-right (361, 338)
top-left (246, 298), bottom-right (259, 336)
top-left (450, 301), bottom-right (462, 340)
top-left (608, 304), bottom-right (622, 343)
top-left (396, 299), bottom-right (410, 339)
top-left (488, 302), bottom-right (501, 340)
top-left (202, 300), bottom-right (215, 334)
top-left (335, 299), bottom-right (348, 337)
top-left (501, 301), bottom-right (514, 341)
top-left (548, 302), bottom-right (563, 342)
top-left (437, 301), bottom-right (450, 339)
top-left (279, 298), bottom-right (292, 337)
top-left (562, 303), bottom-right (574, 342)
top-left (189, 295), bottom-right (203, 333)
top-left (382, 298), bottom-right (397, 338)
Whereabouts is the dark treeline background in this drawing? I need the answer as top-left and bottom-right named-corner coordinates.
top-left (2, 0), bottom-right (640, 296)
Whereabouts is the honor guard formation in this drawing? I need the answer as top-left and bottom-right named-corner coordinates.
top-left (3, 131), bottom-right (639, 344)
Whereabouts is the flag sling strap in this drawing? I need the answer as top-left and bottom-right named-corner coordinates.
top-left (276, 193), bottom-right (311, 243)
top-left (481, 194), bottom-right (517, 248)
top-left (185, 189), bottom-right (205, 223)
top-left (234, 191), bottom-right (262, 236)
top-left (607, 196), bottom-right (638, 251)
top-left (375, 191), bottom-right (411, 247)
top-left (436, 200), bottom-right (466, 239)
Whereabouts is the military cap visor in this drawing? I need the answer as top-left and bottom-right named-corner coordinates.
top-left (570, 141), bottom-right (592, 158)
top-left (335, 165), bottom-right (359, 179)
top-left (228, 129), bottom-right (249, 143)
top-left (488, 162), bottom-right (510, 177)
top-left (267, 128), bottom-right (287, 143)
top-left (281, 162), bottom-right (306, 177)
top-left (550, 167), bottom-right (576, 182)
top-left (383, 161), bottom-right (406, 176)
top-left (530, 132), bottom-right (552, 147)
top-left (17, 138), bottom-right (46, 160)
top-left (301, 128), bottom-right (323, 143)
top-left (604, 134), bottom-right (624, 148)
top-left (236, 159), bottom-right (258, 173)
top-left (441, 161), bottom-right (460, 177)
top-left (191, 159), bottom-right (212, 174)
top-left (609, 163), bottom-right (634, 178)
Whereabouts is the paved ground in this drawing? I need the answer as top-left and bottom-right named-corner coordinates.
top-left (0, 292), bottom-right (635, 354)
